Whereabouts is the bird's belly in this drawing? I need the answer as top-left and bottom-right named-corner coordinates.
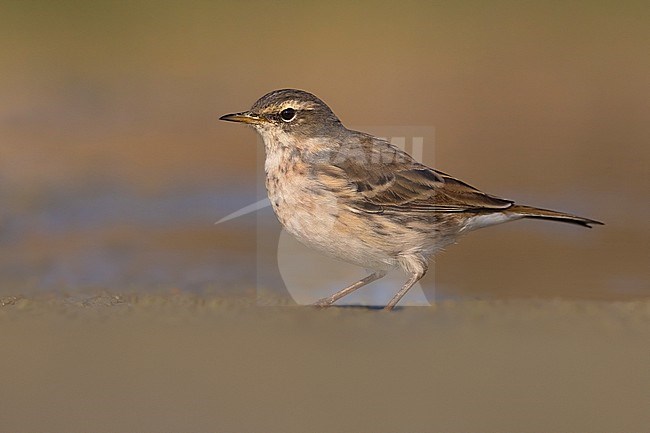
top-left (266, 177), bottom-right (396, 270)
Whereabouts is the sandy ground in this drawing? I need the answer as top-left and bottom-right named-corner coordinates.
top-left (1, 293), bottom-right (648, 433)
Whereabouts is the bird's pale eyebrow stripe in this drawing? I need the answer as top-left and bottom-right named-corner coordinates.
top-left (272, 101), bottom-right (318, 111)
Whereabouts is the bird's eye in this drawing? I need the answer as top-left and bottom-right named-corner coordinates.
top-left (280, 108), bottom-right (296, 122)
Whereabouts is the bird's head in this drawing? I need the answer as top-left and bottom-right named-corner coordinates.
top-left (220, 89), bottom-right (344, 142)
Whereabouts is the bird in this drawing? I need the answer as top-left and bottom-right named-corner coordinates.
top-left (220, 89), bottom-right (602, 310)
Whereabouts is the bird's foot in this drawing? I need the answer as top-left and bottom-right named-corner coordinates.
top-left (313, 297), bottom-right (335, 308)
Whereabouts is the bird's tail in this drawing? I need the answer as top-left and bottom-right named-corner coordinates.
top-left (507, 205), bottom-right (604, 228)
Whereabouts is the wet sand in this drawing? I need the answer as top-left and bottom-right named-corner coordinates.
top-left (1, 294), bottom-right (648, 433)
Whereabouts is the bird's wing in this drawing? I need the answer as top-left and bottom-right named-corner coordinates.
top-left (312, 135), bottom-right (513, 214)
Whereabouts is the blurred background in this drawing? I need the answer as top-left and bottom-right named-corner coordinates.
top-left (1, 1), bottom-right (648, 300)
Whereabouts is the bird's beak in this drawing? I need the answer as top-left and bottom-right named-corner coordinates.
top-left (219, 111), bottom-right (262, 125)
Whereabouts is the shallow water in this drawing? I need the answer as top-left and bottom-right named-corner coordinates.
top-left (0, 185), bottom-right (257, 293)
top-left (1, 179), bottom-right (647, 303)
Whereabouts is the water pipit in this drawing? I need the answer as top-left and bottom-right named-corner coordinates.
top-left (220, 89), bottom-right (602, 310)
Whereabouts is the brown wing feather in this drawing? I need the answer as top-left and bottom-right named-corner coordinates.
top-left (312, 134), bottom-right (513, 214)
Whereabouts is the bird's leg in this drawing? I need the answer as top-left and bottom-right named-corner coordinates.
top-left (313, 271), bottom-right (387, 307)
top-left (383, 269), bottom-right (426, 311)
